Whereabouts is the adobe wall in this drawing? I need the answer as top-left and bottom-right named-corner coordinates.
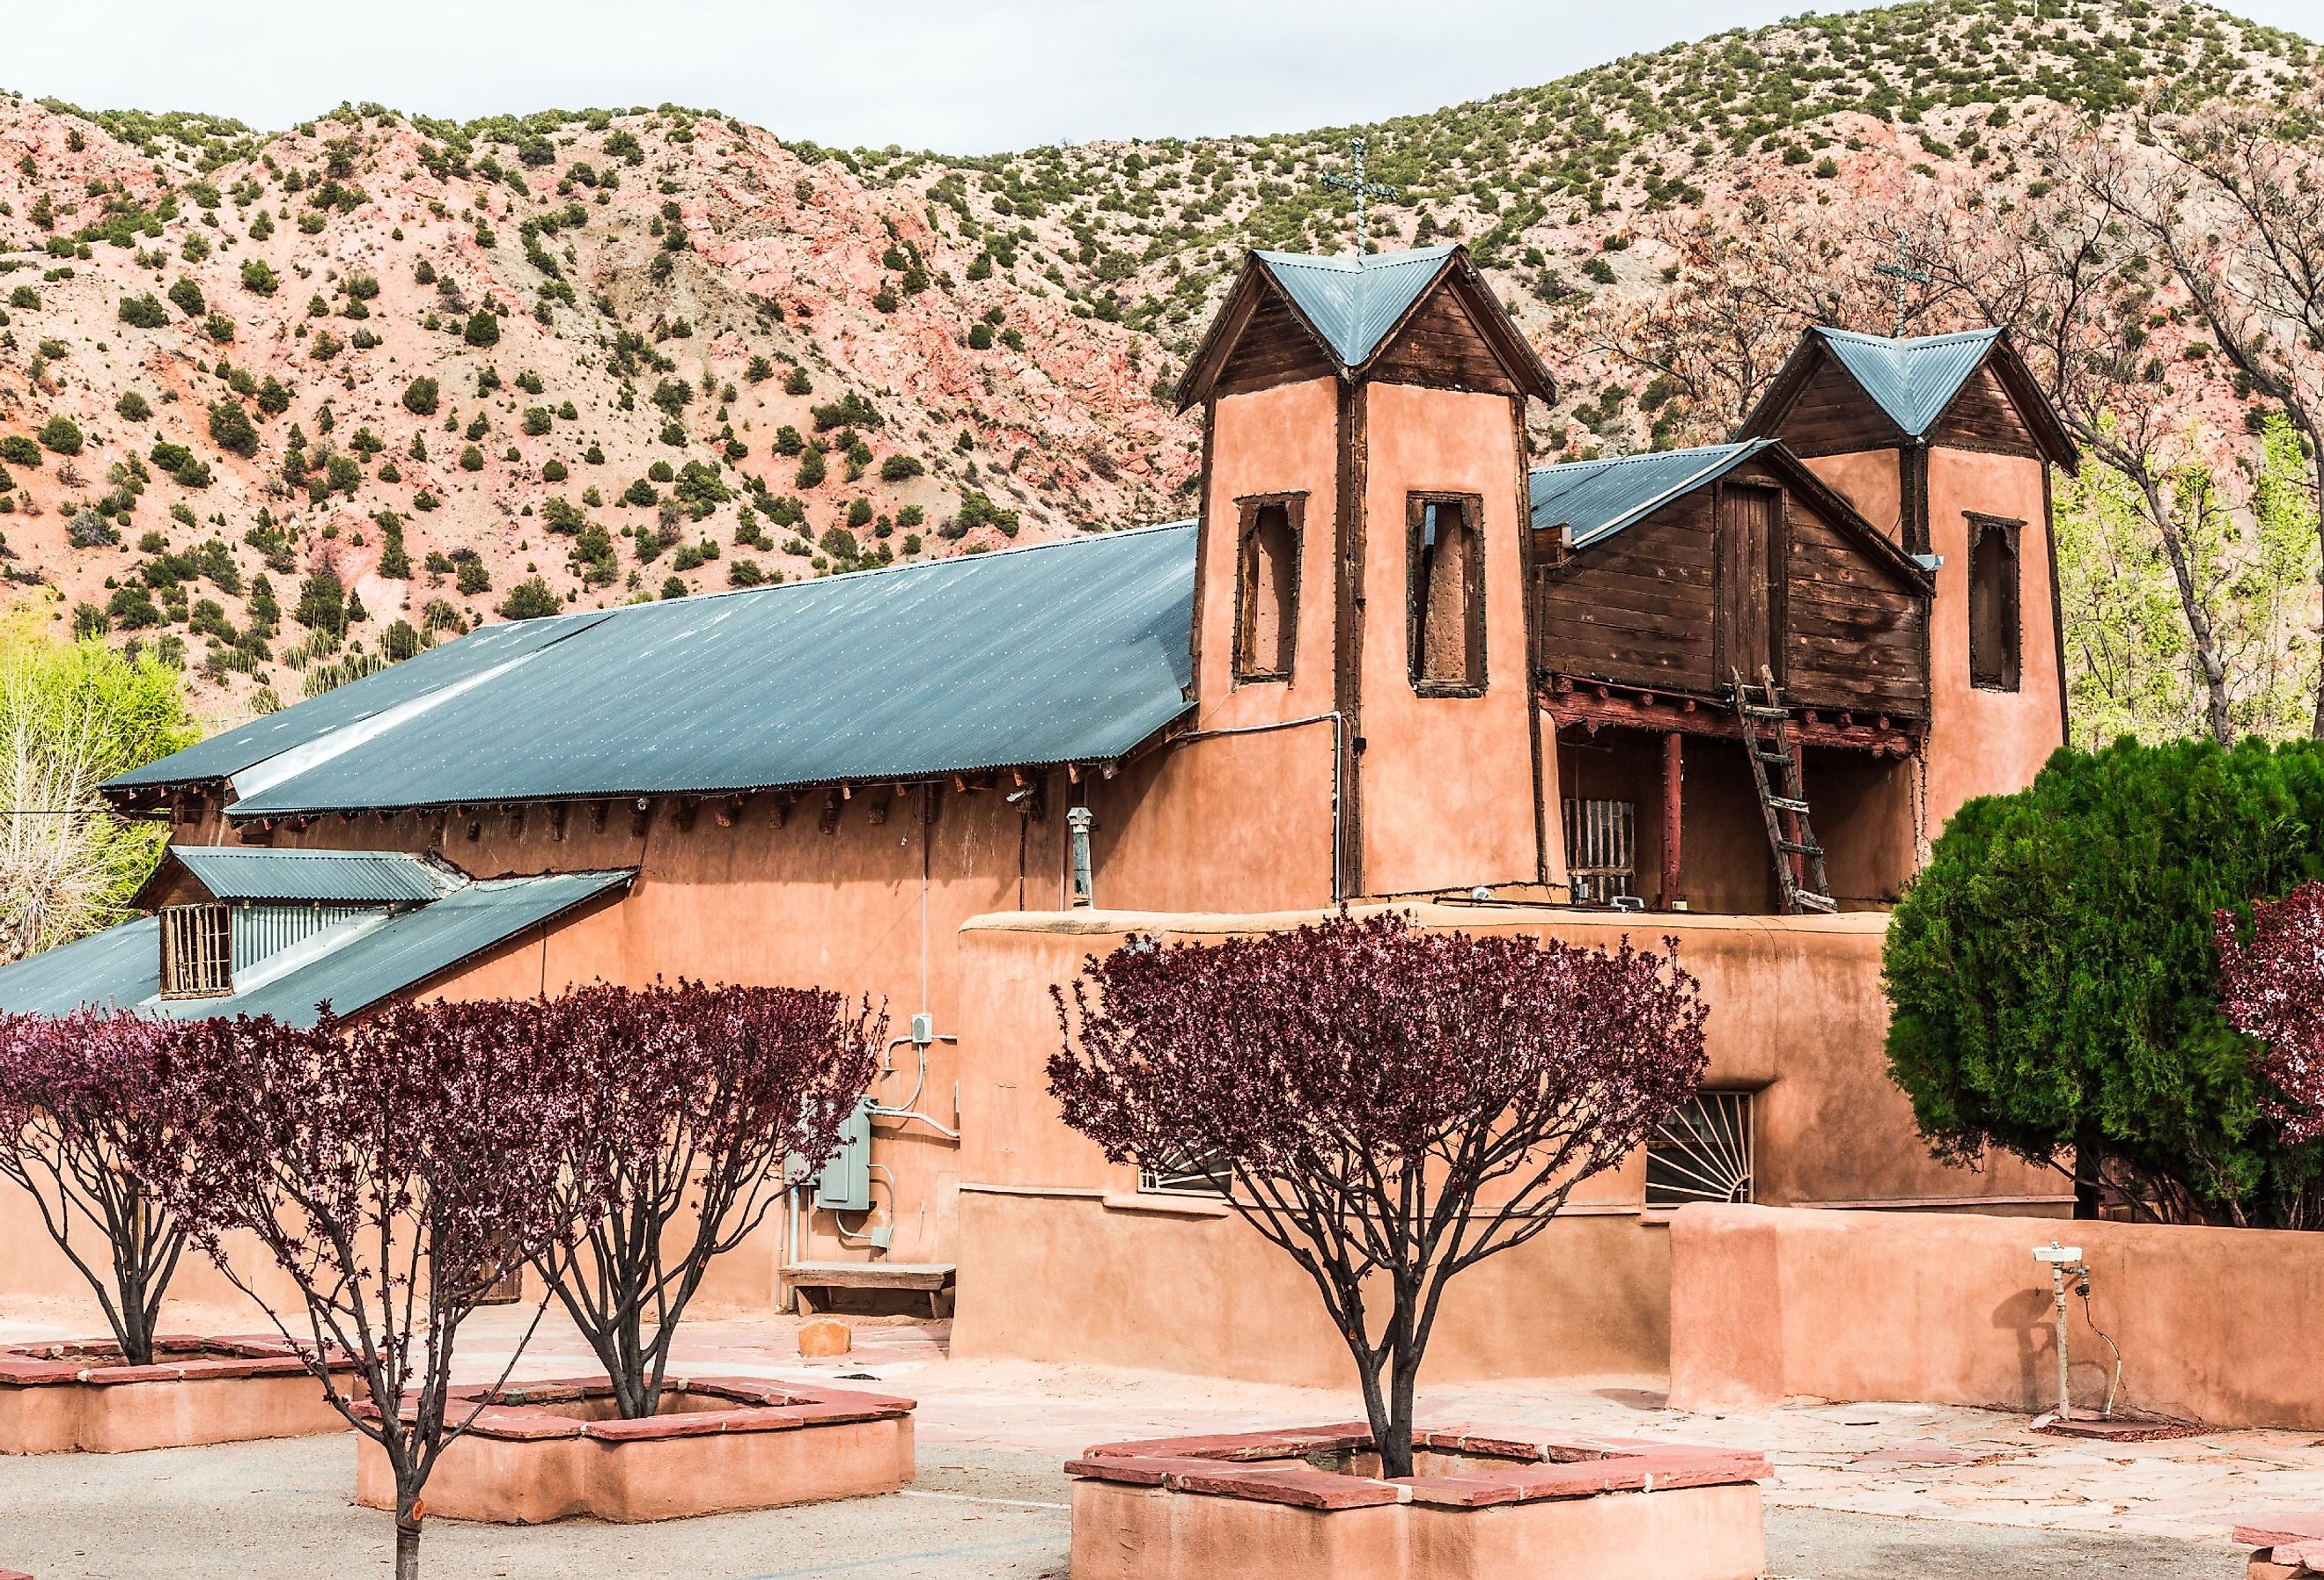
top-left (1357, 384), bottom-right (1541, 895)
top-left (1670, 1204), bottom-right (2324, 1429)
top-left (1800, 449), bottom-right (1902, 541)
top-left (1922, 447), bottom-right (2064, 828)
top-left (946, 903), bottom-right (2063, 1385)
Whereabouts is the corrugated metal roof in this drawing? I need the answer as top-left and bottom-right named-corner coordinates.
top-left (0, 870), bottom-right (633, 1027)
top-left (164, 846), bottom-right (452, 903)
top-left (0, 917), bottom-right (159, 1014)
top-left (1253, 247), bottom-right (1458, 366)
top-left (112, 523), bottom-right (1199, 819)
top-left (1813, 327), bottom-right (2004, 437)
top-left (1527, 442), bottom-right (1774, 547)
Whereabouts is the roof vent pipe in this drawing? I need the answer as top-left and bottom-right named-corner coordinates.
top-left (1068, 806), bottom-right (1095, 909)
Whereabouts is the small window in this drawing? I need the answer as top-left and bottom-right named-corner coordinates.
top-left (1409, 495), bottom-right (1484, 694)
top-left (1233, 498), bottom-right (1298, 682)
top-left (1645, 1091), bottom-right (1755, 1212)
top-left (1137, 1145), bottom-right (1232, 1197)
top-left (1967, 515), bottom-right (2021, 692)
top-left (158, 903), bottom-right (233, 998)
top-left (1563, 797), bottom-right (1636, 906)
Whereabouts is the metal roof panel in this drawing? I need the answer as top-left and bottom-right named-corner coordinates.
top-left (1252, 247), bottom-right (1458, 366)
top-left (163, 847), bottom-right (452, 903)
top-left (115, 524), bottom-right (1199, 817)
top-left (0, 918), bottom-right (160, 1014)
top-left (1813, 327), bottom-right (2004, 437)
top-left (1527, 443), bottom-right (1769, 547)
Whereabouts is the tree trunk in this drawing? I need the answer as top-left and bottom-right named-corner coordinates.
top-left (1380, 1343), bottom-right (1423, 1481)
top-left (393, 1493), bottom-right (422, 1580)
top-left (2307, 434), bottom-right (2324, 740)
top-left (2072, 1122), bottom-right (2104, 1221)
top-left (2138, 474), bottom-right (2234, 746)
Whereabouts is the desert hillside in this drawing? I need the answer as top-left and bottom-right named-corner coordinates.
top-left (0, 0), bottom-right (2312, 720)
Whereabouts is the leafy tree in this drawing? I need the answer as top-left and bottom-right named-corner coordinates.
top-left (497, 576), bottom-right (559, 620)
top-left (530, 983), bottom-right (879, 1417)
top-left (37, 416), bottom-right (83, 456)
top-left (239, 258), bottom-right (278, 295)
top-left (462, 308), bottom-right (501, 348)
top-left (131, 1003), bottom-right (627, 1580)
top-left (0, 436), bottom-right (40, 467)
top-left (117, 293), bottom-right (169, 328)
top-left (1886, 737), bottom-right (2324, 1226)
top-left (795, 446), bottom-right (826, 489)
top-left (0, 614), bottom-right (195, 958)
top-left (114, 392), bottom-right (151, 422)
top-left (0, 1010), bottom-right (185, 1364)
top-left (783, 365), bottom-right (813, 396)
top-left (208, 401), bottom-right (258, 458)
top-left (1051, 913), bottom-right (1704, 1476)
top-left (401, 376), bottom-right (439, 416)
top-left (296, 569), bottom-right (346, 635)
top-left (2219, 880), bottom-right (2324, 1144)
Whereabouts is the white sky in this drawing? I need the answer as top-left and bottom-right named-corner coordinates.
top-left (9, 0), bottom-right (2319, 156)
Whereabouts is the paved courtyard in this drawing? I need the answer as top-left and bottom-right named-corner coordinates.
top-left (0, 1304), bottom-right (2299, 1577)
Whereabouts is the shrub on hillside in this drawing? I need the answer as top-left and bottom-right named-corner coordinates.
top-left (401, 377), bottom-right (438, 415)
top-left (498, 575), bottom-right (559, 620)
top-left (37, 416), bottom-right (83, 456)
top-left (118, 293), bottom-right (169, 328)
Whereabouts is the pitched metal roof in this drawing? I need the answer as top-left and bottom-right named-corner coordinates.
top-left (112, 523), bottom-right (1199, 819)
top-left (162, 846), bottom-right (453, 903)
top-left (0, 870), bottom-right (633, 1027)
top-left (1811, 327), bottom-right (2005, 437)
top-left (1252, 246), bottom-right (1459, 366)
top-left (1527, 442), bottom-right (1774, 547)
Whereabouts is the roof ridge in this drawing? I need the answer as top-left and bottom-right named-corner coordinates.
top-left (1530, 441), bottom-right (1750, 479)
top-left (1814, 324), bottom-right (2003, 349)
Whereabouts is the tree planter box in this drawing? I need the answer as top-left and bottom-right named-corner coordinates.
top-left (0, 1336), bottom-right (352, 1454)
top-left (357, 1377), bottom-right (915, 1524)
top-left (1067, 1424), bottom-right (1769, 1580)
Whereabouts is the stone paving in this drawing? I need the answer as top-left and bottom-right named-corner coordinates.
top-left (0, 1300), bottom-right (2309, 1570)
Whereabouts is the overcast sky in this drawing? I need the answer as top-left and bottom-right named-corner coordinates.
top-left (10, 0), bottom-right (2318, 155)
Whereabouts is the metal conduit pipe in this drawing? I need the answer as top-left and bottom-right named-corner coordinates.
top-left (1166, 712), bottom-right (1348, 903)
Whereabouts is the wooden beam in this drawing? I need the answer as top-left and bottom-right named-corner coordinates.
top-left (549, 804), bottom-right (569, 843)
top-left (1540, 675), bottom-right (1919, 755)
top-left (1658, 731), bottom-right (1683, 912)
top-left (818, 789), bottom-right (842, 835)
top-left (671, 797), bottom-right (699, 833)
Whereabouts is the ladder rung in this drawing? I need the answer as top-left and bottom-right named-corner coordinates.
top-left (1793, 892), bottom-right (1839, 913)
top-left (1744, 705), bottom-right (1790, 719)
top-left (1766, 797), bottom-right (1809, 812)
top-left (1777, 840), bottom-right (1822, 856)
top-left (1755, 750), bottom-right (1792, 766)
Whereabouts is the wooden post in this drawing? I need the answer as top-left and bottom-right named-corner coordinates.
top-left (1658, 731), bottom-right (1683, 910)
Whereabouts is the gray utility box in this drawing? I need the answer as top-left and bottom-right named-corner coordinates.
top-left (811, 1099), bottom-right (874, 1212)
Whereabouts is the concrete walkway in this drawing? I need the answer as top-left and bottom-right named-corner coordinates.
top-left (0, 1305), bottom-right (2291, 1577)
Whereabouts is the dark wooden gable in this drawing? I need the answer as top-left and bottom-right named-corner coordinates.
top-left (1209, 283), bottom-right (1340, 400)
top-left (1928, 363), bottom-right (2041, 457)
top-left (1365, 275), bottom-right (1526, 396)
top-left (1533, 451), bottom-right (1929, 718)
top-left (1752, 344), bottom-right (1910, 457)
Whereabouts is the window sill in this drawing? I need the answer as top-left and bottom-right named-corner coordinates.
top-left (1101, 1191), bottom-right (1233, 1219)
top-left (1411, 682), bottom-right (1488, 700)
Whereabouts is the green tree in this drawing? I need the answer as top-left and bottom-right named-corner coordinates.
top-left (37, 417), bottom-right (83, 457)
top-left (1885, 736), bottom-right (2324, 1226)
top-left (463, 309), bottom-right (501, 348)
top-left (497, 576), bottom-right (560, 620)
top-left (0, 606), bottom-right (197, 959)
top-left (208, 401), bottom-right (258, 459)
top-left (401, 376), bottom-right (439, 416)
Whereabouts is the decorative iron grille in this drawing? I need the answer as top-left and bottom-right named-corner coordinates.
top-left (1137, 1147), bottom-right (1232, 1197)
top-left (1645, 1091), bottom-right (1754, 1211)
top-left (158, 903), bottom-right (232, 998)
top-left (1563, 797), bottom-right (1636, 905)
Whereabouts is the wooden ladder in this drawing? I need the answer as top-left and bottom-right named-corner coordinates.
top-left (1732, 665), bottom-right (1836, 915)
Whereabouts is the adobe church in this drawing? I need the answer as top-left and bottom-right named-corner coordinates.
top-left (0, 245), bottom-right (2080, 1375)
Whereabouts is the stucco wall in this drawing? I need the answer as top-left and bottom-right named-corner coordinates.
top-left (945, 903), bottom-right (2062, 1385)
top-left (1670, 1205), bottom-right (2324, 1429)
top-left (1801, 449), bottom-right (1903, 540)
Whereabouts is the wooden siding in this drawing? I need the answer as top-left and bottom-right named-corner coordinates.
top-left (1366, 286), bottom-right (1523, 395)
top-left (1211, 288), bottom-right (1337, 398)
top-left (1930, 364), bottom-right (2043, 458)
top-left (1765, 350), bottom-right (1908, 457)
top-left (1533, 464), bottom-right (1928, 718)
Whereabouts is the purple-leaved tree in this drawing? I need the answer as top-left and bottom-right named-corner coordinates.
top-left (2218, 881), bottom-right (2324, 1143)
top-left (129, 1001), bottom-right (628, 1580)
top-left (1049, 912), bottom-right (1707, 1477)
top-left (529, 981), bottom-right (883, 1419)
top-left (0, 1008), bottom-right (183, 1364)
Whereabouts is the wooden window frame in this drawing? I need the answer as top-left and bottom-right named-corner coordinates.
top-left (1711, 480), bottom-right (1791, 691)
top-left (1406, 490), bottom-right (1488, 697)
top-left (1231, 492), bottom-right (1304, 685)
top-left (158, 902), bottom-right (232, 999)
top-left (1966, 512), bottom-right (2023, 693)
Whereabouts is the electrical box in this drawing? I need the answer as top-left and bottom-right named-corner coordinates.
top-left (813, 1099), bottom-right (874, 1212)
top-left (910, 1012), bottom-right (935, 1045)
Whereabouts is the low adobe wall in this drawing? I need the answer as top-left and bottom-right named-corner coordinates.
top-left (1670, 1204), bottom-right (2324, 1429)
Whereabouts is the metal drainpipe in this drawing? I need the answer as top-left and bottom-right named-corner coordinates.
top-left (1067, 806), bottom-right (1095, 908)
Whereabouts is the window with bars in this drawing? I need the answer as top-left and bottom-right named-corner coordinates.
top-left (1644, 1091), bottom-right (1755, 1212)
top-left (1137, 1146), bottom-right (1232, 1197)
top-left (1563, 797), bottom-right (1636, 906)
top-left (158, 903), bottom-right (233, 998)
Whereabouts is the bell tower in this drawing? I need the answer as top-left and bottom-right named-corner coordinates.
top-left (1174, 246), bottom-right (1556, 900)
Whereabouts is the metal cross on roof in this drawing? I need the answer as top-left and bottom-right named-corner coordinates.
top-left (1872, 236), bottom-right (1931, 337)
top-left (1319, 136), bottom-right (1397, 255)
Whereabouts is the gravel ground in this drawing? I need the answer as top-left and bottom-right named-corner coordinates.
top-left (0, 1435), bottom-right (2250, 1580)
